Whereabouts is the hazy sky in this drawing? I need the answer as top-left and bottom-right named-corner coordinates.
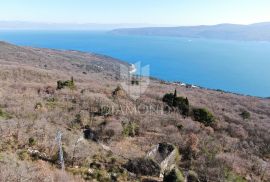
top-left (1, 0), bottom-right (270, 25)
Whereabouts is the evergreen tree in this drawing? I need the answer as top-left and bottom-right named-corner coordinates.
top-left (174, 89), bottom-right (177, 98)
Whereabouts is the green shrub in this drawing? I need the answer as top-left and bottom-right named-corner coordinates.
top-left (192, 108), bottom-right (215, 126)
top-left (67, 167), bottom-right (89, 177)
top-left (45, 97), bottom-right (57, 109)
top-left (174, 97), bottom-right (190, 116)
top-left (0, 108), bottom-right (12, 119)
top-left (28, 137), bottom-right (36, 146)
top-left (240, 110), bottom-right (251, 120)
top-left (34, 102), bottom-right (43, 110)
top-left (46, 97), bottom-right (57, 102)
top-left (163, 167), bottom-right (185, 182)
top-left (225, 171), bottom-right (247, 182)
top-left (163, 93), bottom-right (175, 107)
top-left (162, 90), bottom-right (190, 116)
top-left (97, 106), bottom-right (111, 116)
top-left (17, 150), bottom-right (29, 161)
top-left (91, 169), bottom-right (110, 182)
top-left (176, 124), bottom-right (183, 131)
top-left (57, 77), bottom-right (75, 90)
top-left (122, 122), bottom-right (139, 137)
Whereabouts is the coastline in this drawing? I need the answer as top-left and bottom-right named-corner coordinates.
top-left (0, 40), bottom-right (268, 99)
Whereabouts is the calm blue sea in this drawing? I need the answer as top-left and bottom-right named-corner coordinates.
top-left (0, 30), bottom-right (270, 97)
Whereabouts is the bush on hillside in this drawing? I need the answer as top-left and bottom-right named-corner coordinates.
top-left (97, 106), bottom-right (111, 117)
top-left (17, 150), bottom-right (30, 161)
top-left (162, 90), bottom-right (190, 116)
top-left (0, 108), bottom-right (12, 119)
top-left (28, 137), bottom-right (37, 146)
top-left (192, 108), bottom-right (215, 126)
top-left (34, 102), bottom-right (43, 110)
top-left (122, 122), bottom-right (139, 137)
top-left (225, 171), bottom-right (247, 182)
top-left (240, 110), bottom-right (251, 120)
top-left (57, 77), bottom-right (75, 90)
top-left (174, 97), bottom-right (190, 116)
top-left (163, 93), bottom-right (175, 107)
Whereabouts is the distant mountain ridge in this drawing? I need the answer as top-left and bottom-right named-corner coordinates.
top-left (112, 22), bottom-right (270, 41)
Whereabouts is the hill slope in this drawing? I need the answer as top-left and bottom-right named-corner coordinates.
top-left (0, 42), bottom-right (269, 181)
top-left (112, 22), bottom-right (270, 41)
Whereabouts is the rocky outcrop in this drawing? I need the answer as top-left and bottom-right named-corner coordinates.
top-left (146, 143), bottom-right (179, 177)
top-left (83, 128), bottom-right (98, 141)
top-left (124, 143), bottom-right (179, 178)
top-left (124, 158), bottom-right (161, 176)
